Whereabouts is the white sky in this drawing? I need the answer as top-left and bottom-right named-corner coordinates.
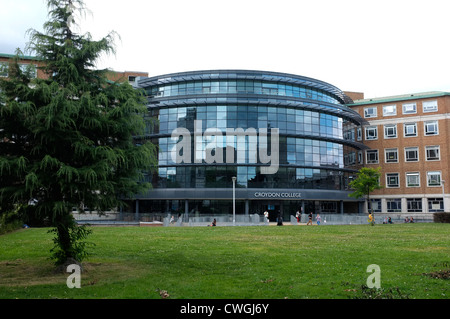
top-left (1, 0), bottom-right (450, 99)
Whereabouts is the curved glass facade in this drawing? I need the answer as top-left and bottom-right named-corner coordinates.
top-left (132, 70), bottom-right (367, 220)
top-left (146, 79), bottom-right (342, 104)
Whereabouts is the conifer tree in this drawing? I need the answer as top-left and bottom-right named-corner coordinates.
top-left (0, 0), bottom-right (157, 266)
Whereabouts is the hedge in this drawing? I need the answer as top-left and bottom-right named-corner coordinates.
top-left (433, 212), bottom-right (450, 223)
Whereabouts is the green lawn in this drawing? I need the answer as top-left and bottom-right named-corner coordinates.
top-left (0, 223), bottom-right (448, 299)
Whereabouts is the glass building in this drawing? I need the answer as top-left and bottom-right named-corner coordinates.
top-left (128, 70), bottom-right (368, 221)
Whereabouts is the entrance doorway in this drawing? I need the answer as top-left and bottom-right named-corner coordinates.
top-left (267, 204), bottom-right (281, 222)
top-left (251, 201), bottom-right (283, 222)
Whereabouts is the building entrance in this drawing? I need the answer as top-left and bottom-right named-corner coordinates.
top-left (251, 201), bottom-right (283, 222)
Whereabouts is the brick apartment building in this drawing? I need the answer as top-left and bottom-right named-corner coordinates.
top-left (0, 53), bottom-right (147, 85)
top-left (347, 91), bottom-right (450, 217)
top-left (0, 53), bottom-right (47, 79)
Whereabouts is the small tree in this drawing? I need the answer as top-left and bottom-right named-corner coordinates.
top-left (0, 0), bottom-right (157, 267)
top-left (348, 167), bottom-right (382, 225)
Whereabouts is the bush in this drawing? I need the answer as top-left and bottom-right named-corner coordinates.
top-left (0, 209), bottom-right (23, 234)
top-left (433, 212), bottom-right (450, 223)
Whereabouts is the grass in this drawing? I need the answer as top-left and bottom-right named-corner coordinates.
top-left (0, 223), bottom-right (449, 299)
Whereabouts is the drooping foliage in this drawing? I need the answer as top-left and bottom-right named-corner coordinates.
top-left (0, 0), bottom-right (157, 266)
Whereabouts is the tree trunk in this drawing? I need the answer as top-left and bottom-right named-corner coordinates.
top-left (54, 211), bottom-right (76, 264)
top-left (367, 189), bottom-right (374, 226)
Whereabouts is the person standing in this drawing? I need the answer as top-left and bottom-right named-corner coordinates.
top-left (295, 210), bottom-right (300, 223)
top-left (316, 214), bottom-right (321, 225)
top-left (264, 210), bottom-right (269, 223)
top-left (307, 212), bottom-right (313, 225)
top-left (277, 213), bottom-right (283, 226)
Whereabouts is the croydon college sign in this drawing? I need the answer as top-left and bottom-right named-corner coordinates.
top-left (254, 191), bottom-right (302, 199)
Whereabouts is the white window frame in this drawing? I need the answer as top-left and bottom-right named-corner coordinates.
top-left (424, 120), bottom-right (438, 136)
top-left (383, 104), bottom-right (396, 116)
top-left (406, 172), bottom-right (420, 187)
top-left (386, 198), bottom-right (402, 212)
top-left (366, 150), bottom-right (379, 164)
top-left (386, 173), bottom-right (400, 188)
top-left (404, 147), bottom-right (419, 162)
top-left (384, 124), bottom-right (397, 139)
top-left (425, 145), bottom-right (440, 161)
top-left (365, 126), bottom-right (378, 140)
top-left (18, 63), bottom-right (37, 78)
top-left (364, 107), bottom-right (377, 118)
top-left (357, 127), bottom-right (362, 141)
top-left (348, 152), bottom-right (356, 165)
top-left (0, 62), bottom-right (8, 77)
top-left (404, 122), bottom-right (417, 137)
top-left (407, 198), bottom-right (423, 212)
top-left (402, 102), bottom-right (417, 114)
top-left (428, 198), bottom-right (444, 212)
top-left (423, 100), bottom-right (438, 113)
top-left (344, 129), bottom-right (355, 141)
top-left (427, 171), bottom-right (442, 187)
top-left (369, 199), bottom-right (382, 213)
top-left (385, 148), bottom-right (398, 163)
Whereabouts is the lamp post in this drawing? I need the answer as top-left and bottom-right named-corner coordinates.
top-left (232, 176), bottom-right (236, 226)
top-left (442, 180), bottom-right (445, 212)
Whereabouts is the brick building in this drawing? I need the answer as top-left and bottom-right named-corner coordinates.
top-left (0, 53), bottom-right (147, 84)
top-left (3, 52), bottom-right (449, 221)
top-left (0, 53), bottom-right (47, 79)
top-left (347, 91), bottom-right (450, 218)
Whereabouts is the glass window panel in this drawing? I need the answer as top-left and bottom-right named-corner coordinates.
top-left (365, 126), bottom-right (378, 140)
top-left (406, 172), bottom-right (420, 187)
top-left (424, 120), bottom-right (438, 135)
top-left (406, 198), bottom-right (422, 212)
top-left (426, 146), bottom-right (440, 161)
top-left (387, 199), bottom-right (402, 212)
top-left (383, 105), bottom-right (396, 116)
top-left (427, 171), bottom-right (441, 186)
top-left (386, 173), bottom-right (399, 188)
top-left (403, 103), bottom-right (417, 114)
top-left (428, 198), bottom-right (443, 212)
top-left (366, 150), bottom-right (379, 164)
top-left (423, 100), bottom-right (438, 112)
top-left (384, 124), bottom-right (397, 138)
top-left (404, 123), bottom-right (417, 137)
top-left (364, 107), bottom-right (377, 118)
top-left (405, 147), bottom-right (419, 162)
top-left (385, 148), bottom-right (398, 163)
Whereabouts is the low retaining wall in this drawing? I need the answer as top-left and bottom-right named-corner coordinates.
top-left (294, 213), bottom-right (433, 225)
top-left (168, 214), bottom-right (268, 227)
top-left (74, 212), bottom-right (434, 226)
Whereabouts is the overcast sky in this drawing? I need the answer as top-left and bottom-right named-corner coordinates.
top-left (1, 0), bottom-right (449, 99)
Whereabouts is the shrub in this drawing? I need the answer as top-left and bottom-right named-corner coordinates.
top-left (0, 209), bottom-right (23, 234)
top-left (433, 212), bottom-right (450, 223)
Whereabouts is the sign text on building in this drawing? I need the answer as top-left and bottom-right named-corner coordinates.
top-left (254, 192), bottom-right (302, 198)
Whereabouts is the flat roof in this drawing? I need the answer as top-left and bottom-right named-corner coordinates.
top-left (349, 91), bottom-right (450, 106)
top-left (138, 69), bottom-right (354, 104)
top-left (0, 52), bottom-right (42, 61)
